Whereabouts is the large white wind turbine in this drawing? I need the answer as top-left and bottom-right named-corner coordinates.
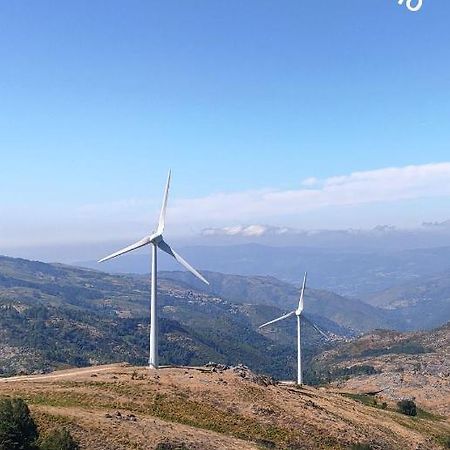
top-left (98, 170), bottom-right (209, 369)
top-left (259, 272), bottom-right (324, 385)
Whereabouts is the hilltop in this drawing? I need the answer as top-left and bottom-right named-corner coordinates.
top-left (0, 364), bottom-right (449, 450)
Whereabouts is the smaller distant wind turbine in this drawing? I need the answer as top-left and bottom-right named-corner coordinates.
top-left (98, 170), bottom-right (209, 369)
top-left (259, 273), bottom-right (327, 385)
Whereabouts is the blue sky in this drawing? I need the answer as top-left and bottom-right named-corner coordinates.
top-left (1, 1), bottom-right (450, 255)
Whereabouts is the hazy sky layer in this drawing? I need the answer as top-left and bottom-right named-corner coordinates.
top-left (1, 1), bottom-right (450, 254)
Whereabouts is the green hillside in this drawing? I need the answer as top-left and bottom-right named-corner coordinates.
top-left (0, 256), bottom-right (331, 380)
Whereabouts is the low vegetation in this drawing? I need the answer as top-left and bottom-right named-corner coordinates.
top-left (0, 397), bottom-right (78, 450)
top-left (154, 443), bottom-right (192, 450)
top-left (39, 429), bottom-right (79, 450)
top-left (0, 397), bottom-right (38, 450)
top-left (397, 399), bottom-right (417, 417)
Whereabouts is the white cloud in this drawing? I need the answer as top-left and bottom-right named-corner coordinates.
top-left (2, 162), bottom-right (450, 249)
top-left (202, 224), bottom-right (294, 237)
top-left (169, 162), bottom-right (450, 225)
top-left (301, 177), bottom-right (319, 187)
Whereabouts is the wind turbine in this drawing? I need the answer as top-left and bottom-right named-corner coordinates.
top-left (98, 170), bottom-right (209, 369)
top-left (259, 272), bottom-right (326, 385)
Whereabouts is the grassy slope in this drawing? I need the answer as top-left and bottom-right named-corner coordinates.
top-left (1, 364), bottom-right (448, 450)
top-left (0, 256), bottom-right (327, 380)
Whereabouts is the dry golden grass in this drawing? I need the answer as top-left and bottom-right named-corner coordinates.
top-left (1, 364), bottom-right (449, 450)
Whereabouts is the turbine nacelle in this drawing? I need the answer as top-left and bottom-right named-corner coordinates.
top-left (149, 232), bottom-right (163, 244)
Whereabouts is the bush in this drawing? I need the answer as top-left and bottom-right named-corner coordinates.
top-left (155, 443), bottom-right (191, 450)
top-left (0, 398), bottom-right (79, 450)
top-left (0, 397), bottom-right (38, 450)
top-left (397, 399), bottom-right (417, 416)
top-left (39, 429), bottom-right (79, 450)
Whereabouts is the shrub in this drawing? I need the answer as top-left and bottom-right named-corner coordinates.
top-left (255, 439), bottom-right (276, 449)
top-left (39, 429), bottom-right (79, 450)
top-left (350, 444), bottom-right (372, 450)
top-left (0, 397), bottom-right (38, 450)
top-left (155, 443), bottom-right (191, 450)
top-left (397, 399), bottom-right (417, 416)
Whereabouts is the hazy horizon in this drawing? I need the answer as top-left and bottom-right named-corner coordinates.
top-left (1, 2), bottom-right (450, 262)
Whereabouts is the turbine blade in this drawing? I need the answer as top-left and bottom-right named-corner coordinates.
top-left (297, 272), bottom-right (307, 313)
top-left (98, 237), bottom-right (150, 263)
top-left (302, 315), bottom-right (329, 339)
top-left (158, 239), bottom-right (209, 285)
top-left (157, 170), bottom-right (171, 235)
top-left (259, 311), bottom-right (295, 329)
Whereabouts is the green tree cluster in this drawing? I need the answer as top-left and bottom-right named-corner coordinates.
top-left (0, 398), bottom-right (78, 450)
top-left (397, 399), bottom-right (417, 416)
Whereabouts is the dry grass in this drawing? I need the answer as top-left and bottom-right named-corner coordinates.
top-left (1, 364), bottom-right (449, 450)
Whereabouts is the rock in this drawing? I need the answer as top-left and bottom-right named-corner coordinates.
top-left (206, 362), bottom-right (230, 372)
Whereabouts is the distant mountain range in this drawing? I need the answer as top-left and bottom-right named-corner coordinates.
top-left (365, 271), bottom-right (450, 329)
top-left (0, 256), bottom-right (334, 379)
top-left (1, 254), bottom-right (449, 380)
top-left (159, 270), bottom-right (395, 333)
top-left (78, 243), bottom-right (450, 298)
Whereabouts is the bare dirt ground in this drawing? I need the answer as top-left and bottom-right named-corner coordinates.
top-left (1, 364), bottom-right (449, 450)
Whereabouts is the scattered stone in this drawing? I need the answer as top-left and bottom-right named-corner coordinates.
top-left (204, 362), bottom-right (276, 386)
top-left (206, 362), bottom-right (230, 372)
top-left (252, 405), bottom-right (276, 416)
top-left (231, 364), bottom-right (277, 386)
top-left (105, 411), bottom-right (139, 422)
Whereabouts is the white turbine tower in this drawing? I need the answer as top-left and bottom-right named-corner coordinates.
top-left (259, 272), bottom-right (310, 385)
top-left (98, 170), bottom-right (209, 369)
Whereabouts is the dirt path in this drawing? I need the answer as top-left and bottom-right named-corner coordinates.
top-left (0, 364), bottom-right (124, 383)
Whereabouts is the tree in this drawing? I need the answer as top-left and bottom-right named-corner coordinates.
top-left (0, 397), bottom-right (38, 450)
top-left (39, 429), bottom-right (79, 450)
top-left (397, 399), bottom-right (417, 416)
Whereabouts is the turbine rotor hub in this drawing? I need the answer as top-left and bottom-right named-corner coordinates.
top-left (149, 233), bottom-right (163, 244)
